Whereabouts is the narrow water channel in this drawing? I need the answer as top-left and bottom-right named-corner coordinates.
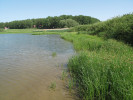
top-left (0, 34), bottom-right (75, 100)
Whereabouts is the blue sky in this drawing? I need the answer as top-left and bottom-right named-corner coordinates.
top-left (0, 0), bottom-right (133, 22)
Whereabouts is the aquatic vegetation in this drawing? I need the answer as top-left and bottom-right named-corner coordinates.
top-left (52, 52), bottom-right (57, 57)
top-left (61, 70), bottom-right (67, 80)
top-left (68, 79), bottom-right (74, 92)
top-left (56, 64), bottom-right (60, 68)
top-left (49, 82), bottom-right (56, 90)
top-left (60, 64), bottom-right (64, 68)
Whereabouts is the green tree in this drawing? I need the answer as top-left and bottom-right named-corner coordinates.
top-left (59, 19), bottom-right (79, 28)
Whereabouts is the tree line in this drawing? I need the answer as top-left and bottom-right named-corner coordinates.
top-left (0, 15), bottom-right (100, 29)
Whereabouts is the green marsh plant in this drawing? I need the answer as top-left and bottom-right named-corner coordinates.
top-left (61, 33), bottom-right (133, 100)
top-left (61, 70), bottom-right (67, 80)
top-left (49, 82), bottom-right (56, 90)
top-left (52, 52), bottom-right (57, 57)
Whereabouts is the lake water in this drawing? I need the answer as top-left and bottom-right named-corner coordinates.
top-left (0, 34), bottom-right (75, 100)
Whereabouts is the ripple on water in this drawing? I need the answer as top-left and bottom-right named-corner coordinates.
top-left (0, 34), bottom-right (75, 100)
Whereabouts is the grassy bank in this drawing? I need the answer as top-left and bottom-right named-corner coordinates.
top-left (60, 33), bottom-right (133, 100)
top-left (0, 28), bottom-right (71, 34)
top-left (0, 29), bottom-right (37, 34)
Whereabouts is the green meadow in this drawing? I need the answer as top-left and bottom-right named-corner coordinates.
top-left (0, 29), bottom-right (40, 34)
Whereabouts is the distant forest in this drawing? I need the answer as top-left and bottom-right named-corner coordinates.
top-left (0, 15), bottom-right (100, 29)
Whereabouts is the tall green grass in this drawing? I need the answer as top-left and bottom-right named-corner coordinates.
top-left (61, 33), bottom-right (133, 100)
top-left (46, 29), bottom-right (72, 32)
top-left (61, 33), bottom-right (104, 51)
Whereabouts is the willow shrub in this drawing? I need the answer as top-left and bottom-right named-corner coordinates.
top-left (73, 13), bottom-right (133, 45)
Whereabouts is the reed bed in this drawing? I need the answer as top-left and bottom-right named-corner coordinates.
top-left (61, 33), bottom-right (133, 100)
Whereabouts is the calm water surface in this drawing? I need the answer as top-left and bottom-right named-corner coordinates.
top-left (0, 34), bottom-right (75, 100)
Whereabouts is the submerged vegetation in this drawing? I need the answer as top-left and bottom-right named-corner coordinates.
top-left (61, 70), bottom-right (68, 80)
top-left (49, 82), bottom-right (56, 90)
top-left (52, 52), bottom-right (57, 57)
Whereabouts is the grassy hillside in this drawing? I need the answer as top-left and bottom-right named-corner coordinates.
top-left (73, 13), bottom-right (133, 45)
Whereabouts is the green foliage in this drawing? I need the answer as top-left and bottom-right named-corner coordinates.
top-left (0, 23), bottom-right (4, 28)
top-left (49, 82), bottom-right (56, 90)
top-left (0, 29), bottom-right (37, 34)
top-left (0, 28), bottom-right (4, 32)
top-left (72, 15), bottom-right (100, 25)
top-left (7, 19), bottom-right (33, 29)
top-left (59, 19), bottom-right (79, 28)
top-left (52, 52), bottom-right (57, 57)
top-left (61, 70), bottom-right (67, 80)
top-left (61, 33), bottom-right (133, 100)
top-left (0, 15), bottom-right (100, 29)
top-left (46, 29), bottom-right (72, 32)
top-left (68, 79), bottom-right (74, 92)
top-left (61, 33), bottom-right (104, 51)
top-left (73, 13), bottom-right (133, 45)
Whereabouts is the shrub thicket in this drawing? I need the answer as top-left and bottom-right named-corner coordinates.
top-left (59, 19), bottom-right (79, 28)
top-left (73, 13), bottom-right (133, 45)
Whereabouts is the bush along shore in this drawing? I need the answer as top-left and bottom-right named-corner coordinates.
top-left (60, 32), bottom-right (133, 100)
top-left (73, 13), bottom-right (133, 46)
